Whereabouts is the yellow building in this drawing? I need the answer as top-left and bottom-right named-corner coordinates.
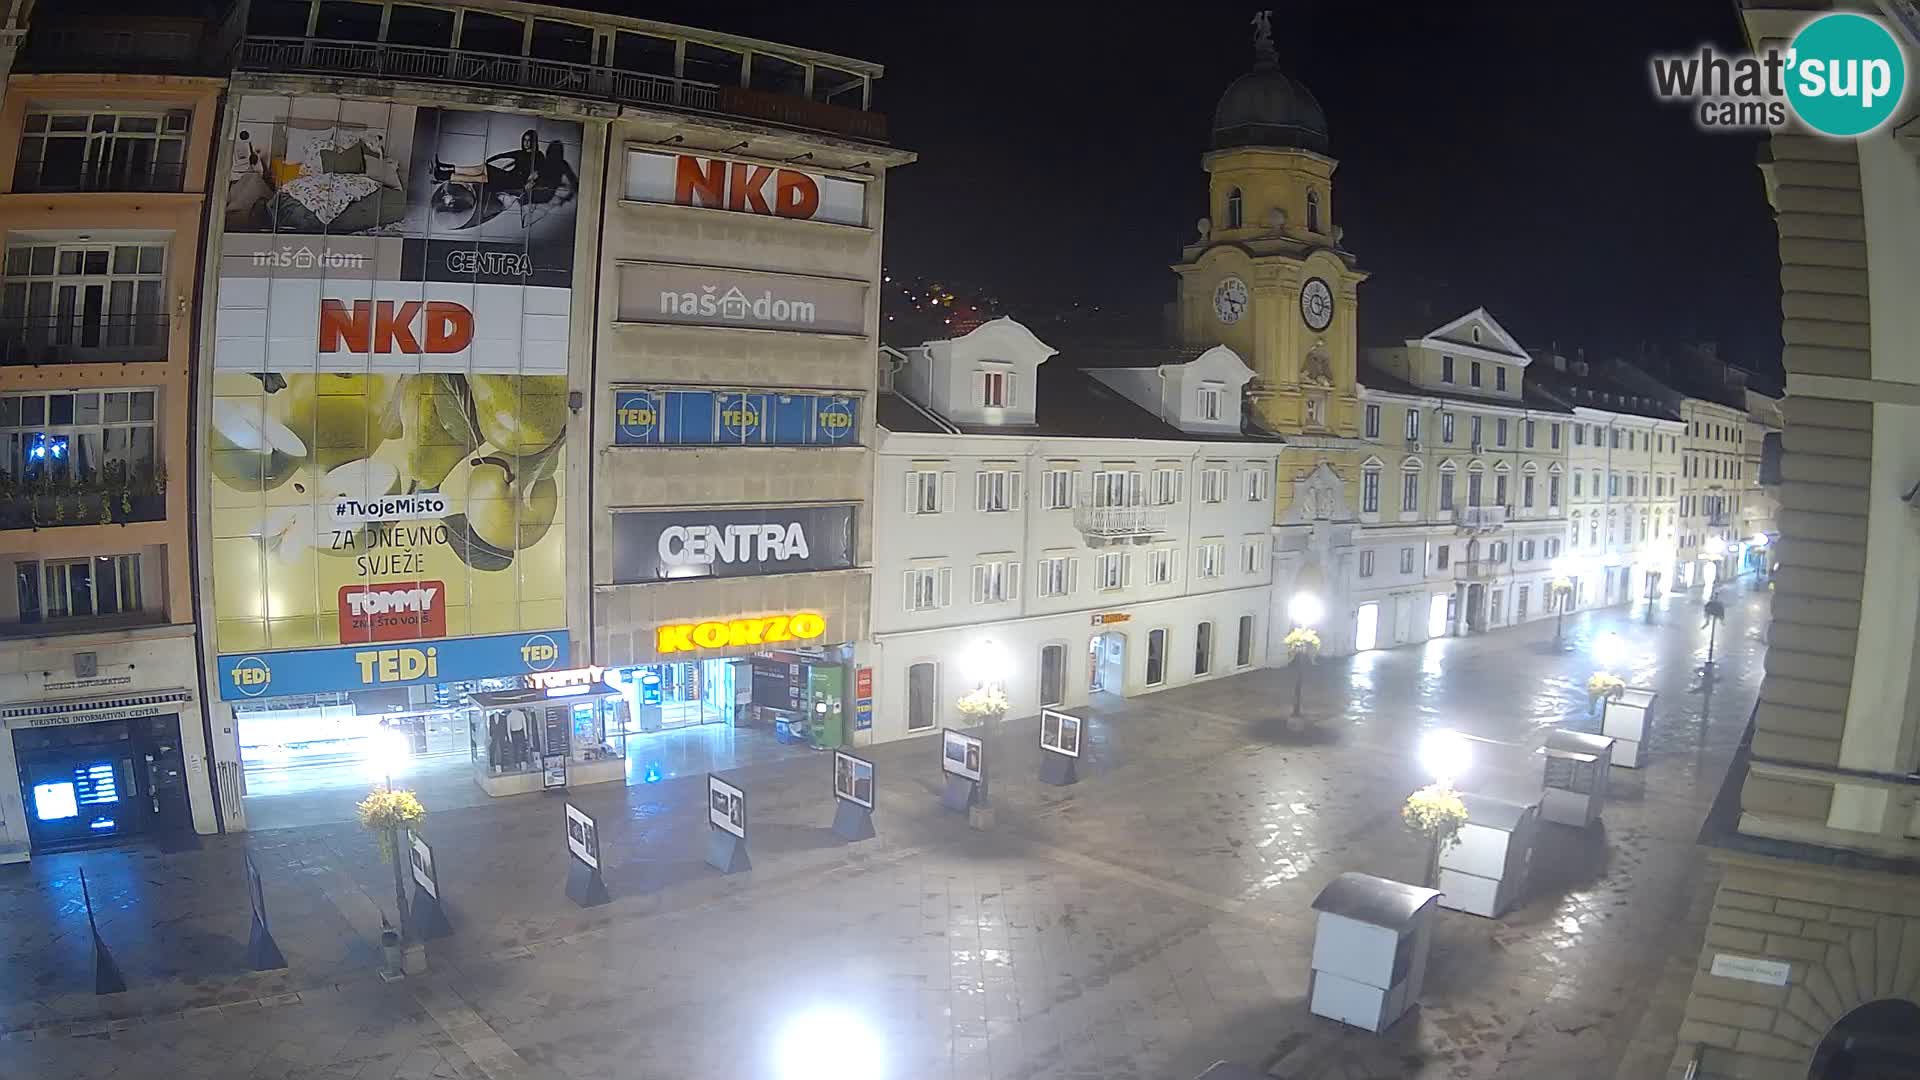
top-left (0, 6), bottom-right (225, 860)
top-left (1171, 18), bottom-right (1370, 655)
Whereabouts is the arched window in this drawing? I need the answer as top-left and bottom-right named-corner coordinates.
top-left (1225, 188), bottom-right (1243, 229)
top-left (1305, 190), bottom-right (1321, 233)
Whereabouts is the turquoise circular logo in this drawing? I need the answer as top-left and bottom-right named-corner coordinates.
top-left (1787, 13), bottom-right (1906, 137)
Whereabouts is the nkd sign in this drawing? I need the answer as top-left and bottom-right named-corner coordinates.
top-left (612, 505), bottom-right (855, 584)
top-left (616, 263), bottom-right (867, 337)
top-left (626, 150), bottom-right (867, 227)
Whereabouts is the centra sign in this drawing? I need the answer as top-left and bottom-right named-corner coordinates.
top-left (656, 612), bottom-right (827, 654)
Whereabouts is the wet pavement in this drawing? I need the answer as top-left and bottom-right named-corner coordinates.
top-left (0, 582), bottom-right (1770, 1080)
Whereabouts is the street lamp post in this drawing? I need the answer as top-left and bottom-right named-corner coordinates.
top-left (1412, 731), bottom-right (1472, 888)
top-left (1286, 591), bottom-right (1324, 723)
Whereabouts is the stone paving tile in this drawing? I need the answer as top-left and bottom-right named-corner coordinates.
top-left (0, 583), bottom-right (1770, 1079)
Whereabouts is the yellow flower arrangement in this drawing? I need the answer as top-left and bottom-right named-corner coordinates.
top-left (356, 788), bottom-right (426, 862)
top-left (1402, 783), bottom-right (1469, 849)
top-left (1587, 672), bottom-right (1627, 703)
top-left (1284, 626), bottom-right (1322, 660)
top-left (955, 685), bottom-right (1010, 723)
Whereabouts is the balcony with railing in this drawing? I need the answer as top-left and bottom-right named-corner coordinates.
top-left (1072, 501), bottom-right (1170, 545)
top-left (0, 315), bottom-right (170, 366)
top-left (12, 159), bottom-right (189, 195)
top-left (1453, 505), bottom-right (1508, 530)
top-left (235, 37), bottom-right (889, 144)
top-left (1454, 559), bottom-right (1503, 582)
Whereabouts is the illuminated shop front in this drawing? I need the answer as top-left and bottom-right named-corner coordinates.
top-left (466, 665), bottom-right (626, 797)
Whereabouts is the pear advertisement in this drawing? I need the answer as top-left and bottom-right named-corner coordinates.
top-left (208, 94), bottom-right (579, 664)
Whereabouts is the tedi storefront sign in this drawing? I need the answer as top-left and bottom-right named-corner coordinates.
top-left (215, 631), bottom-right (567, 701)
top-left (612, 505), bottom-right (856, 584)
top-left (616, 263), bottom-right (867, 336)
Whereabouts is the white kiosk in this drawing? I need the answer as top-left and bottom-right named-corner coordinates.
top-left (1436, 793), bottom-right (1537, 918)
top-left (1601, 687), bottom-right (1657, 768)
top-left (1308, 872), bottom-right (1441, 1033)
top-left (1539, 730), bottom-right (1615, 827)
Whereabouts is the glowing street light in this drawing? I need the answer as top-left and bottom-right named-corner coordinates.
top-left (1751, 533), bottom-right (1769, 548)
top-left (1418, 729), bottom-right (1472, 786)
top-left (774, 1007), bottom-right (883, 1080)
top-left (1593, 630), bottom-right (1627, 668)
top-left (1289, 591), bottom-right (1324, 628)
top-left (960, 638), bottom-right (1008, 688)
top-left (1705, 536), bottom-right (1728, 557)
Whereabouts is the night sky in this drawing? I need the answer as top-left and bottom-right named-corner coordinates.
top-left (609, 1), bottom-right (1783, 378)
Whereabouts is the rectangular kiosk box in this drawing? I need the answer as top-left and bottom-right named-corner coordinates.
top-left (1601, 688), bottom-right (1657, 768)
top-left (1539, 730), bottom-right (1615, 827)
top-left (1436, 793), bottom-right (1538, 919)
top-left (467, 688), bottom-right (627, 797)
top-left (1308, 872), bottom-right (1442, 1033)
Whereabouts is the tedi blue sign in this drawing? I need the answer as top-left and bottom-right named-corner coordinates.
top-left (217, 631), bottom-right (567, 701)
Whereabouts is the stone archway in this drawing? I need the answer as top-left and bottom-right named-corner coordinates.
top-left (1807, 998), bottom-right (1920, 1079)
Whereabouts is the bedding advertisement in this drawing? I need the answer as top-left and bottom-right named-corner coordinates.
top-left (209, 94), bottom-right (581, 674)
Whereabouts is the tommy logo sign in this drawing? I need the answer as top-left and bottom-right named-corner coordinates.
top-left (339, 581), bottom-right (446, 643)
top-left (319, 299), bottom-right (475, 355)
top-left (656, 612), bottom-right (827, 654)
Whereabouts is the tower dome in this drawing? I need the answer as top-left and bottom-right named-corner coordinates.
top-left (1211, 12), bottom-right (1329, 154)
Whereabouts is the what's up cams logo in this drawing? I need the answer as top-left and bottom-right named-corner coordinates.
top-left (1651, 12), bottom-right (1908, 137)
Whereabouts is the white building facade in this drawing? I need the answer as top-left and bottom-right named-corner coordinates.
top-left (867, 319), bottom-right (1280, 743)
top-left (1675, 396), bottom-right (1752, 591)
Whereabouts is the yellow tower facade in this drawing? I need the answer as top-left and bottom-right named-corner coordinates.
top-left (1171, 21), bottom-right (1368, 526)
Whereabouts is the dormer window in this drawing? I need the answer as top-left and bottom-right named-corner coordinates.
top-left (1306, 190), bottom-right (1321, 233)
top-left (1226, 188), bottom-right (1243, 229)
top-left (1197, 382), bottom-right (1224, 421)
top-left (1471, 327), bottom-right (1482, 344)
top-left (980, 368), bottom-right (1012, 408)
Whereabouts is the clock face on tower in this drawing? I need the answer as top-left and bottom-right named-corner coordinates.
top-left (1212, 276), bottom-right (1248, 325)
top-left (1300, 277), bottom-right (1334, 332)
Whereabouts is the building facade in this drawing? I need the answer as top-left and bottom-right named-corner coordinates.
top-left (190, 0), bottom-right (903, 830)
top-left (1666, 5), bottom-right (1920, 1078)
top-left (1676, 394), bottom-right (1753, 591)
top-left (0, 5), bottom-right (226, 861)
top-left (868, 318), bottom-right (1279, 742)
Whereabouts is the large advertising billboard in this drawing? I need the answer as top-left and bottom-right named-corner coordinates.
top-left (208, 95), bottom-right (581, 679)
top-left (610, 505), bottom-right (856, 585)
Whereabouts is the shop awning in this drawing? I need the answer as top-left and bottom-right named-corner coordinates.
top-left (2, 689), bottom-right (194, 728)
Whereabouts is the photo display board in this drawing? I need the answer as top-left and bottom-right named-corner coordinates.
top-left (942, 728), bottom-right (983, 782)
top-left (564, 802), bottom-right (599, 869)
top-left (708, 774), bottom-right (745, 839)
top-left (1040, 708), bottom-right (1083, 759)
top-left (832, 750), bottom-right (874, 810)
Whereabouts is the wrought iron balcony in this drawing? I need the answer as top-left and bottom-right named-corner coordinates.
top-left (0, 315), bottom-right (169, 366)
top-left (1454, 559), bottom-right (1503, 581)
top-left (1453, 505), bottom-right (1507, 530)
top-left (1072, 501), bottom-right (1170, 545)
top-left (236, 37), bottom-right (888, 144)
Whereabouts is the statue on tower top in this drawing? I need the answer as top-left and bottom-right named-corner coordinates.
top-left (1251, 10), bottom-right (1277, 69)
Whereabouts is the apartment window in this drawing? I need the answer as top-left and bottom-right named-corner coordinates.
top-left (1361, 468), bottom-right (1381, 513)
top-left (1364, 404), bottom-right (1381, 439)
top-left (2, 389), bottom-right (157, 484)
top-left (1197, 383), bottom-right (1223, 421)
top-left (902, 567), bottom-right (952, 611)
top-left (1467, 472), bottom-right (1483, 506)
top-left (1574, 425), bottom-right (1586, 446)
top-left (1441, 412), bottom-right (1455, 444)
top-left (1194, 621), bottom-right (1214, 676)
top-left (1489, 541), bottom-right (1508, 563)
top-left (1524, 419), bottom-right (1535, 448)
top-left (1640, 512), bottom-right (1650, 541)
top-left (1359, 550), bottom-right (1375, 578)
top-left (1092, 469), bottom-right (1141, 508)
top-left (1610, 429), bottom-right (1621, 449)
top-left (1147, 547), bottom-right (1179, 586)
top-left (1549, 475), bottom-right (1561, 507)
top-left (1573, 473), bottom-right (1583, 497)
top-left (1244, 466), bottom-right (1269, 502)
top-left (1496, 366), bottom-right (1508, 392)
top-left (1609, 474), bottom-right (1619, 497)
top-left (979, 368), bottom-right (1011, 408)
top-left (1199, 466), bottom-right (1229, 504)
top-left (1436, 544), bottom-right (1451, 569)
top-left (1593, 469), bottom-right (1602, 494)
top-left (1149, 467), bottom-right (1183, 506)
top-left (1550, 423), bottom-right (1561, 449)
top-left (1517, 540), bottom-right (1533, 562)
top-left (1146, 628), bottom-right (1167, 686)
top-left (1225, 187), bottom-right (1243, 229)
top-left (1241, 537), bottom-right (1263, 574)
top-left (19, 553), bottom-right (142, 622)
top-left (1236, 615), bottom-right (1254, 667)
top-left (906, 662), bottom-right (940, 732)
top-left (3, 242), bottom-right (168, 355)
top-left (1441, 355), bottom-right (1455, 383)
top-left (1571, 512), bottom-right (1581, 547)
top-left (1627, 475), bottom-right (1637, 497)
top-left (1196, 541), bottom-right (1224, 580)
top-left (1401, 469), bottom-right (1420, 512)
top-left (906, 469), bottom-right (946, 514)
top-left (1470, 361), bottom-right (1482, 387)
top-left (1438, 470), bottom-right (1455, 510)
top-left (975, 468), bottom-right (1022, 512)
top-left (1496, 418), bottom-right (1509, 447)
top-left (1495, 473), bottom-right (1509, 505)
top-left (1097, 551), bottom-right (1127, 591)
top-left (1546, 538), bottom-right (1561, 559)
top-left (1399, 547), bottom-right (1415, 574)
top-left (1522, 475), bottom-right (1535, 508)
top-left (1404, 409), bottom-right (1421, 442)
top-left (1471, 415), bottom-right (1484, 447)
top-left (971, 558), bottom-right (1020, 604)
top-left (1041, 468), bottom-right (1075, 510)
top-left (1037, 555), bottom-right (1075, 597)
top-left (16, 110), bottom-right (191, 193)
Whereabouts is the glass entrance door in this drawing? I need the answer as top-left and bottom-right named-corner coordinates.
top-left (1039, 644), bottom-right (1065, 707)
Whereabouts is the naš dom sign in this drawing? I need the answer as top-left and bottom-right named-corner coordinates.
top-left (656, 612), bottom-right (827, 654)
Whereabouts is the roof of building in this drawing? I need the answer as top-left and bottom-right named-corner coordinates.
top-left (1525, 358), bottom-right (1682, 422)
top-left (1357, 361), bottom-right (1575, 415)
